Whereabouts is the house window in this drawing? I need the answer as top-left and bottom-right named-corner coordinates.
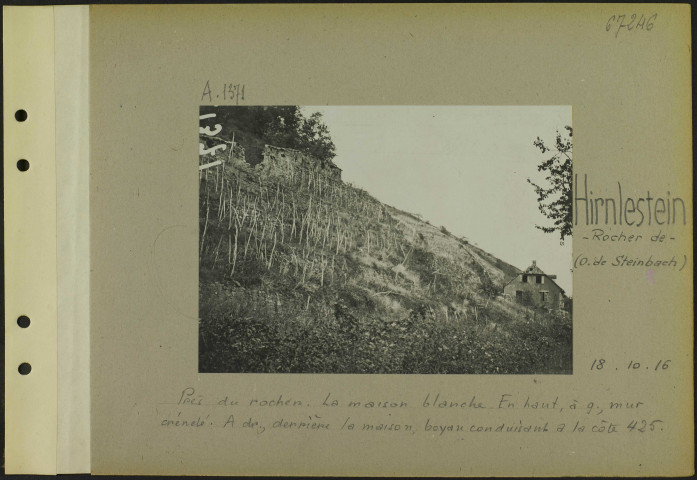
top-left (522, 275), bottom-right (528, 283)
top-left (540, 291), bottom-right (548, 302)
top-left (516, 291), bottom-right (523, 300)
top-left (536, 275), bottom-right (542, 284)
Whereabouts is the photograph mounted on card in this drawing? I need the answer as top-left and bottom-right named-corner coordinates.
top-left (197, 105), bottom-right (573, 375)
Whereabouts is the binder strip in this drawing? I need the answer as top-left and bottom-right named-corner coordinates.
top-left (55, 5), bottom-right (90, 473)
top-left (3, 7), bottom-right (59, 474)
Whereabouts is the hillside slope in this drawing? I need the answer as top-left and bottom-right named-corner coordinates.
top-left (199, 139), bottom-right (571, 374)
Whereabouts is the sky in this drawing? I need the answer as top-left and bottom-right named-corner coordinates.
top-left (303, 106), bottom-right (573, 294)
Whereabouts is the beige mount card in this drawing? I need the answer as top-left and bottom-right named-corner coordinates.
top-left (3, 4), bottom-right (693, 476)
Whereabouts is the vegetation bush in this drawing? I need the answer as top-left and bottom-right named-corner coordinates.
top-left (200, 284), bottom-right (572, 374)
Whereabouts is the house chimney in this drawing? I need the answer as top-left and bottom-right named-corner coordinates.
top-left (532, 260), bottom-right (536, 267)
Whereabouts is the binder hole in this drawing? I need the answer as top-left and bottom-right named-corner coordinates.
top-left (17, 315), bottom-right (30, 328)
top-left (18, 363), bottom-right (32, 375)
top-left (15, 110), bottom-right (28, 122)
top-left (17, 159), bottom-right (30, 172)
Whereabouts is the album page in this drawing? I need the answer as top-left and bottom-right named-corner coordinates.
top-left (5, 3), bottom-right (693, 476)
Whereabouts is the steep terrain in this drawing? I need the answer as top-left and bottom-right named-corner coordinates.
top-left (199, 138), bottom-right (571, 374)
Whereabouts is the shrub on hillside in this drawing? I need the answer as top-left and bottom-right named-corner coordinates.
top-left (199, 283), bottom-right (572, 374)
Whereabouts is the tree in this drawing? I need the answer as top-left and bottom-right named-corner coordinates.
top-left (226, 107), bottom-right (336, 161)
top-left (297, 111), bottom-right (336, 162)
top-left (263, 107), bottom-right (303, 149)
top-left (203, 106), bottom-right (337, 164)
top-left (527, 126), bottom-right (572, 244)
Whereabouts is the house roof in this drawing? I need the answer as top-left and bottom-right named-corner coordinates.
top-left (523, 260), bottom-right (545, 275)
top-left (502, 260), bottom-right (566, 296)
